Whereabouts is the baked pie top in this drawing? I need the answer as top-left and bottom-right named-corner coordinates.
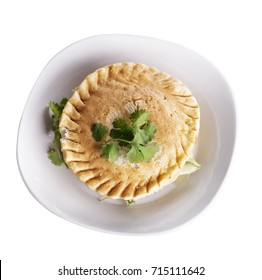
top-left (59, 62), bottom-right (200, 200)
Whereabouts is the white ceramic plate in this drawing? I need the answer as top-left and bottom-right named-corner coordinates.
top-left (17, 35), bottom-right (236, 234)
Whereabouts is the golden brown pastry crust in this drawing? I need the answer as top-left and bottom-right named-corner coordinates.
top-left (59, 63), bottom-right (200, 200)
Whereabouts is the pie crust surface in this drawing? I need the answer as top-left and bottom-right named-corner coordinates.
top-left (59, 62), bottom-right (200, 200)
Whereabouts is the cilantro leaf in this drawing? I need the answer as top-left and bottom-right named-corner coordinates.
top-left (142, 122), bottom-right (157, 142)
top-left (101, 143), bottom-right (119, 162)
top-left (47, 98), bottom-right (68, 167)
top-left (60, 98), bottom-right (68, 107)
top-left (51, 115), bottom-right (59, 130)
top-left (49, 101), bottom-right (61, 117)
top-left (139, 142), bottom-right (159, 162)
top-left (133, 122), bottom-right (157, 144)
top-left (49, 98), bottom-right (68, 118)
top-left (126, 199), bottom-right (136, 206)
top-left (91, 123), bottom-right (108, 141)
top-left (126, 142), bottom-right (144, 163)
top-left (110, 118), bottom-right (134, 145)
top-left (126, 141), bottom-right (159, 163)
top-left (112, 118), bottom-right (129, 129)
top-left (53, 129), bottom-right (61, 149)
top-left (47, 148), bottom-right (64, 166)
top-left (130, 109), bottom-right (150, 127)
top-left (91, 109), bottom-right (159, 164)
top-left (49, 98), bottom-right (68, 130)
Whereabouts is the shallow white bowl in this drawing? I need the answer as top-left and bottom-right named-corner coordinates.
top-left (17, 35), bottom-right (236, 234)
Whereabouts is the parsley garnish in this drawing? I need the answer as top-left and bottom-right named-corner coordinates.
top-left (91, 109), bottom-right (159, 163)
top-left (47, 148), bottom-right (64, 166)
top-left (91, 123), bottom-right (108, 141)
top-left (101, 143), bottom-right (119, 162)
top-left (47, 98), bottom-right (68, 166)
top-left (126, 199), bottom-right (136, 206)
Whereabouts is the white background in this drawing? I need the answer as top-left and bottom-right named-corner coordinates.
top-left (0, 0), bottom-right (261, 279)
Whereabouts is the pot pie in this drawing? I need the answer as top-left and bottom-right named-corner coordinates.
top-left (59, 62), bottom-right (200, 201)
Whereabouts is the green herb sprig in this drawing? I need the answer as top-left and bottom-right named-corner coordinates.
top-left (91, 109), bottom-right (159, 163)
top-left (47, 98), bottom-right (68, 166)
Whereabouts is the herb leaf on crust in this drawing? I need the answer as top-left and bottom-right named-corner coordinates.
top-left (130, 109), bottom-right (150, 127)
top-left (101, 143), bottom-right (119, 162)
top-left (92, 109), bottom-right (159, 163)
top-left (91, 123), bottom-right (109, 142)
